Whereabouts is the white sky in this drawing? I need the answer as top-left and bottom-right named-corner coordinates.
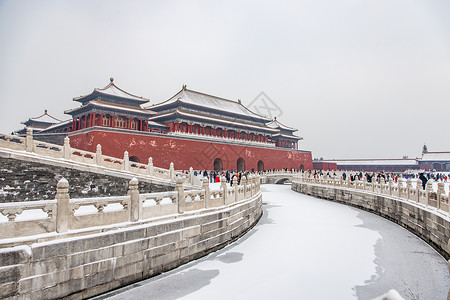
top-left (0, 0), bottom-right (449, 159)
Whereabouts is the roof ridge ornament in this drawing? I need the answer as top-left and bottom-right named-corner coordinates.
top-left (182, 84), bottom-right (187, 90)
top-left (110, 77), bottom-right (114, 83)
top-left (238, 99), bottom-right (241, 104)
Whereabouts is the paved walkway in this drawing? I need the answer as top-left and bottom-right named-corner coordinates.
top-left (94, 185), bottom-right (450, 300)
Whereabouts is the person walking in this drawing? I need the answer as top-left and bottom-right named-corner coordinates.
top-left (419, 173), bottom-right (428, 190)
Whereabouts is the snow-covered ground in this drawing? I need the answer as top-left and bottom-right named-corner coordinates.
top-left (95, 184), bottom-right (450, 300)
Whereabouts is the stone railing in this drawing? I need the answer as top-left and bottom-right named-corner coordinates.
top-left (292, 173), bottom-right (450, 259)
top-left (0, 174), bottom-right (261, 243)
top-left (0, 178), bottom-right (262, 300)
top-left (297, 173), bottom-right (449, 214)
top-left (0, 129), bottom-right (182, 182)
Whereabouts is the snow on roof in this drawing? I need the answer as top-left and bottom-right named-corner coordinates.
top-left (148, 86), bottom-right (271, 121)
top-left (74, 78), bottom-right (149, 104)
top-left (22, 110), bottom-right (62, 125)
top-left (147, 120), bottom-right (168, 127)
top-left (40, 119), bottom-right (72, 131)
top-left (65, 100), bottom-right (155, 115)
top-left (272, 132), bottom-right (303, 140)
top-left (149, 109), bottom-right (280, 133)
top-left (266, 117), bottom-right (297, 132)
top-left (420, 152), bottom-right (450, 162)
top-left (330, 159), bottom-right (418, 166)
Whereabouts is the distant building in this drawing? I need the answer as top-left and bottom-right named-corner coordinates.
top-left (418, 152), bottom-right (450, 171)
top-left (16, 110), bottom-right (62, 135)
top-left (317, 159), bottom-right (420, 172)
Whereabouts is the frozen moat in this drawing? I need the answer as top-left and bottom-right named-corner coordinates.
top-left (94, 184), bottom-right (450, 300)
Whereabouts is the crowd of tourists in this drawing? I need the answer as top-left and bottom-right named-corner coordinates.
top-left (307, 169), bottom-right (449, 190)
top-left (181, 169), bottom-right (254, 186)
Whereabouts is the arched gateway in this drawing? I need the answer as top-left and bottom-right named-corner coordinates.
top-left (237, 157), bottom-right (245, 172)
top-left (214, 158), bottom-right (223, 172)
top-left (257, 160), bottom-right (264, 172)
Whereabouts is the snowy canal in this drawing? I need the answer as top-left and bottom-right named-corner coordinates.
top-left (95, 184), bottom-right (450, 300)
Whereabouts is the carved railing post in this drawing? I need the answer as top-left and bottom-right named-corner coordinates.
top-left (176, 178), bottom-right (186, 213)
top-left (426, 179), bottom-right (436, 207)
top-left (169, 162), bottom-right (175, 181)
top-left (123, 151), bottom-right (129, 171)
top-left (25, 127), bottom-right (34, 152)
top-left (248, 175), bottom-right (254, 197)
top-left (416, 178), bottom-right (423, 203)
top-left (56, 178), bottom-right (70, 233)
top-left (406, 179), bottom-right (412, 200)
top-left (398, 178), bottom-right (406, 198)
top-left (95, 144), bottom-right (102, 165)
top-left (64, 136), bottom-right (71, 159)
top-left (221, 176), bottom-right (227, 203)
top-left (242, 176), bottom-right (248, 198)
top-left (189, 167), bottom-right (194, 185)
top-left (202, 178), bottom-right (210, 208)
top-left (233, 177), bottom-right (238, 202)
top-left (387, 179), bottom-right (392, 195)
top-left (127, 177), bottom-right (140, 222)
top-left (148, 157), bottom-right (154, 176)
top-left (437, 182), bottom-right (445, 210)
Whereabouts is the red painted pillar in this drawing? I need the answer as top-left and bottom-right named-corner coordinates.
top-left (146, 120), bottom-right (149, 131)
top-left (176, 121), bottom-right (179, 132)
top-left (92, 112), bottom-right (96, 127)
top-left (100, 113), bottom-right (104, 126)
top-left (112, 115), bottom-right (115, 128)
top-left (202, 126), bottom-right (205, 135)
top-left (213, 127), bottom-right (216, 136)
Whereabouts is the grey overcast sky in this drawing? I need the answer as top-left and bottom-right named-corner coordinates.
top-left (0, 0), bottom-right (449, 160)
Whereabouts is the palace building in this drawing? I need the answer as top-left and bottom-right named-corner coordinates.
top-left (17, 78), bottom-right (313, 172)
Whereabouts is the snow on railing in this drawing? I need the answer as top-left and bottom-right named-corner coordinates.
top-left (294, 173), bottom-right (450, 215)
top-left (0, 175), bottom-right (261, 241)
top-left (0, 129), bottom-right (186, 182)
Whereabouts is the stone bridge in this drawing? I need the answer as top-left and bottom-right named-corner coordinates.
top-left (259, 171), bottom-right (297, 184)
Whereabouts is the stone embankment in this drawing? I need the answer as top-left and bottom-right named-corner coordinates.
top-left (291, 174), bottom-right (450, 260)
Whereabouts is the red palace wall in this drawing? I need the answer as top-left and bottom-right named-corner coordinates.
top-left (69, 129), bottom-right (313, 171)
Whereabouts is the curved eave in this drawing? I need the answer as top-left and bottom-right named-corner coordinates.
top-left (272, 133), bottom-right (303, 140)
top-left (39, 119), bottom-right (72, 132)
top-left (21, 120), bottom-right (56, 126)
top-left (74, 82), bottom-right (149, 105)
top-left (266, 119), bottom-right (298, 132)
top-left (65, 101), bottom-right (155, 116)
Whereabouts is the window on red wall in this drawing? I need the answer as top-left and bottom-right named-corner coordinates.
top-left (131, 119), bottom-right (139, 130)
top-left (115, 116), bottom-right (127, 128)
top-left (103, 115), bottom-right (112, 127)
